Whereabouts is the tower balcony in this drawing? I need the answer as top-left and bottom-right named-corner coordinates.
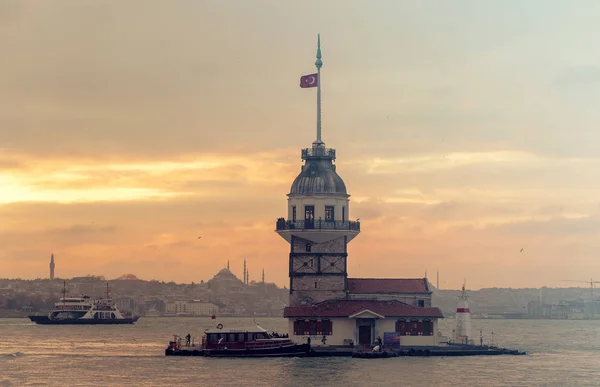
top-left (301, 147), bottom-right (336, 160)
top-left (275, 218), bottom-right (360, 244)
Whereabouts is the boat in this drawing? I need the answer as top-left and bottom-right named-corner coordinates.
top-left (28, 282), bottom-right (139, 325)
top-left (352, 350), bottom-right (398, 359)
top-left (165, 323), bottom-right (311, 357)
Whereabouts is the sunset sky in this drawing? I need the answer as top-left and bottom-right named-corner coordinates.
top-left (1, 1), bottom-right (600, 289)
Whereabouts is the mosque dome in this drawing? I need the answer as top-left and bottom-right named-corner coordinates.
top-left (214, 268), bottom-right (237, 280)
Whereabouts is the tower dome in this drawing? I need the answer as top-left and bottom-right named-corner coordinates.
top-left (289, 146), bottom-right (347, 196)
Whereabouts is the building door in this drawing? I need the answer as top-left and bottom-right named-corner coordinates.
top-left (358, 325), bottom-right (371, 346)
top-left (304, 206), bottom-right (315, 229)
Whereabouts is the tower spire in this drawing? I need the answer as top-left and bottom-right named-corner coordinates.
top-left (315, 33), bottom-right (323, 144)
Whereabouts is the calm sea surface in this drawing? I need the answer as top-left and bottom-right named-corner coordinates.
top-left (0, 317), bottom-right (599, 386)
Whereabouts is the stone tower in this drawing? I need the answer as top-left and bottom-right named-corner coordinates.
top-left (275, 35), bottom-right (360, 307)
top-left (49, 253), bottom-right (55, 280)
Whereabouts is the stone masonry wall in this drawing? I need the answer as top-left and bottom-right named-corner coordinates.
top-left (289, 236), bottom-right (348, 306)
top-left (291, 236), bottom-right (346, 253)
top-left (290, 275), bottom-right (346, 306)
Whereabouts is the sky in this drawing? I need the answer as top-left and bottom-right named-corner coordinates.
top-left (1, 1), bottom-right (600, 290)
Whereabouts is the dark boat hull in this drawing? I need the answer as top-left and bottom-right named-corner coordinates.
top-left (165, 343), bottom-right (311, 357)
top-left (29, 315), bottom-right (139, 325)
top-left (352, 351), bottom-right (398, 359)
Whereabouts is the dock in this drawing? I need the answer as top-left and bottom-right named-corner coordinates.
top-left (308, 344), bottom-right (526, 358)
top-left (166, 344), bottom-right (526, 358)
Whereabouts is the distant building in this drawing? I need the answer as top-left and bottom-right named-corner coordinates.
top-left (165, 300), bottom-right (218, 316)
top-left (278, 37), bottom-right (443, 348)
top-left (526, 300), bottom-right (542, 318)
top-left (115, 297), bottom-right (135, 314)
top-left (526, 298), bottom-right (597, 320)
top-left (49, 254), bottom-right (55, 280)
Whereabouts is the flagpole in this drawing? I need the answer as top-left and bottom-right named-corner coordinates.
top-left (315, 34), bottom-right (323, 144)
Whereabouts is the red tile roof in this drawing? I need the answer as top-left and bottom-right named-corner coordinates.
top-left (347, 278), bottom-right (429, 293)
top-left (283, 299), bottom-right (443, 318)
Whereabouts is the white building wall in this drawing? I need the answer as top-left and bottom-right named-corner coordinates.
top-left (287, 317), bottom-right (439, 347)
top-left (377, 319), bottom-right (438, 346)
top-left (288, 196), bottom-right (350, 221)
top-left (287, 318), bottom-right (355, 346)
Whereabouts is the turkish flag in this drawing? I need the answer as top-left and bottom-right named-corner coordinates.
top-left (211, 315), bottom-right (216, 320)
top-left (300, 73), bottom-right (319, 88)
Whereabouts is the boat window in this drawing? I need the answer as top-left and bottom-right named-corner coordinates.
top-left (247, 333), bottom-right (254, 341)
top-left (208, 334), bottom-right (218, 343)
top-left (237, 333), bottom-right (245, 342)
top-left (228, 334), bottom-right (236, 342)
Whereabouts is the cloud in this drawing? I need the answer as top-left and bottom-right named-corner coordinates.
top-left (1, 1), bottom-right (600, 288)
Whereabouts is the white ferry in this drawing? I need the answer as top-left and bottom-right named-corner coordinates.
top-left (29, 282), bottom-right (139, 325)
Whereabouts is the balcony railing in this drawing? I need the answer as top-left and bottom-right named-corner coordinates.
top-left (301, 147), bottom-right (336, 160)
top-left (276, 218), bottom-right (360, 231)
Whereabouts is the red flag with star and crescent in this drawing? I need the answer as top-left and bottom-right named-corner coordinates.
top-left (300, 73), bottom-right (319, 88)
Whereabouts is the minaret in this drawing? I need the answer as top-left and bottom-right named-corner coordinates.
top-left (454, 281), bottom-right (472, 344)
top-left (49, 253), bottom-right (55, 280)
top-left (262, 269), bottom-right (265, 284)
top-left (227, 260), bottom-right (230, 270)
top-left (243, 258), bottom-right (247, 285)
top-left (275, 35), bottom-right (360, 306)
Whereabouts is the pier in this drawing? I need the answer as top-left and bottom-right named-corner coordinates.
top-left (166, 343), bottom-right (526, 358)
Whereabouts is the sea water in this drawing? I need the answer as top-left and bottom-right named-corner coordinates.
top-left (0, 317), bottom-right (599, 386)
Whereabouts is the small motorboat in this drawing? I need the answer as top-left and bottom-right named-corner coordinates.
top-left (165, 323), bottom-right (310, 357)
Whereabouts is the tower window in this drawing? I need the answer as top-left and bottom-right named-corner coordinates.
top-left (304, 206), bottom-right (315, 229)
top-left (306, 243), bottom-right (311, 252)
top-left (304, 206), bottom-right (314, 221)
top-left (325, 206), bottom-right (334, 222)
top-left (292, 206), bottom-right (296, 222)
top-left (418, 300), bottom-right (425, 307)
top-left (314, 281), bottom-right (317, 288)
top-left (342, 207), bottom-right (345, 222)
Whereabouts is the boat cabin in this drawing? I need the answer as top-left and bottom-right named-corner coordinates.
top-left (202, 326), bottom-right (291, 350)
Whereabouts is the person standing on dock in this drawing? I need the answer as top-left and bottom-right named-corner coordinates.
top-left (375, 336), bottom-right (383, 352)
top-left (185, 333), bottom-right (191, 346)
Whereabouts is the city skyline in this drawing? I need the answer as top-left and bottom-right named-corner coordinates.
top-left (2, 2), bottom-right (600, 289)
